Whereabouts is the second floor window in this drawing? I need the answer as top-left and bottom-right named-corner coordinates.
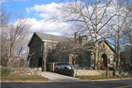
top-left (48, 44), bottom-right (52, 52)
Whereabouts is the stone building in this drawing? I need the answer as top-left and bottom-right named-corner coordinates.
top-left (28, 32), bottom-right (115, 71)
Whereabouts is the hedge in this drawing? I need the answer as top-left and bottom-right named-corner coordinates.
top-left (1, 67), bottom-right (10, 75)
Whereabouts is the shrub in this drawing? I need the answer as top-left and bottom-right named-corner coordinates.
top-left (1, 67), bottom-right (10, 76)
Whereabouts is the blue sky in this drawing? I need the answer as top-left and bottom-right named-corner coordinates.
top-left (1, 0), bottom-right (63, 20)
top-left (1, 0), bottom-right (71, 35)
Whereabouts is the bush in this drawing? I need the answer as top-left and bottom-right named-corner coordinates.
top-left (1, 67), bottom-right (10, 76)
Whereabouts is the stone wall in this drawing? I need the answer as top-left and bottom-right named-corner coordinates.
top-left (73, 69), bottom-right (132, 77)
top-left (10, 67), bottom-right (42, 75)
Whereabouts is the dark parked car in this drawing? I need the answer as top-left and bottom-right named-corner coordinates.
top-left (76, 65), bottom-right (92, 69)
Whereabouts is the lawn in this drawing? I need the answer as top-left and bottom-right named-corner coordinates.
top-left (1, 74), bottom-right (48, 81)
top-left (76, 76), bottom-right (132, 80)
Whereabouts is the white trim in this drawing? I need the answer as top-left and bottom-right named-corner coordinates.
top-left (42, 39), bottom-right (58, 43)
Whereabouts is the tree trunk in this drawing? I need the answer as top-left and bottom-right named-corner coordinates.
top-left (43, 42), bottom-right (47, 72)
top-left (95, 40), bottom-right (99, 69)
top-left (130, 45), bottom-right (132, 66)
top-left (44, 60), bottom-right (47, 72)
top-left (117, 34), bottom-right (120, 70)
top-left (7, 58), bottom-right (13, 68)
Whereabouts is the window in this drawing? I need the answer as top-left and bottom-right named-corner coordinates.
top-left (103, 43), bottom-right (105, 48)
top-left (48, 44), bottom-right (52, 52)
top-left (57, 63), bottom-right (63, 65)
top-left (41, 44), bottom-right (43, 52)
top-left (110, 57), bottom-right (113, 64)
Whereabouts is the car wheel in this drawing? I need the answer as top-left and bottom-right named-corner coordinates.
top-left (64, 67), bottom-right (68, 74)
top-left (64, 67), bottom-right (67, 70)
top-left (64, 67), bottom-right (68, 72)
top-left (55, 68), bottom-right (58, 72)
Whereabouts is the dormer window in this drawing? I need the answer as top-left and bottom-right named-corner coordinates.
top-left (78, 36), bottom-right (88, 45)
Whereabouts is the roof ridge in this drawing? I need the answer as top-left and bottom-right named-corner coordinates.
top-left (35, 32), bottom-right (73, 39)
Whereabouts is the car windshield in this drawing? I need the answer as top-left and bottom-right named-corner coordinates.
top-left (64, 62), bottom-right (71, 65)
top-left (79, 65), bottom-right (87, 67)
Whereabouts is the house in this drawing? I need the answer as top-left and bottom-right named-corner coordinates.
top-left (28, 32), bottom-right (115, 71)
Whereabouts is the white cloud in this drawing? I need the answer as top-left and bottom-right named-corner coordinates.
top-left (26, 18), bottom-right (70, 35)
top-left (45, 32), bottom-right (61, 36)
top-left (0, 0), bottom-right (7, 5)
top-left (26, 3), bottom-right (60, 20)
top-left (25, 3), bottom-right (71, 35)
top-left (26, 3), bottom-right (59, 13)
top-left (25, 2), bottom-right (125, 37)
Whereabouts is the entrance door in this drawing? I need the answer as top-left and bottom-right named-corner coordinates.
top-left (38, 57), bottom-right (42, 67)
top-left (102, 54), bottom-right (107, 67)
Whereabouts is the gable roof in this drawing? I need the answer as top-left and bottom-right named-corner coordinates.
top-left (28, 32), bottom-right (115, 53)
top-left (84, 40), bottom-right (115, 53)
top-left (28, 32), bottom-right (74, 47)
top-left (103, 40), bottom-right (115, 53)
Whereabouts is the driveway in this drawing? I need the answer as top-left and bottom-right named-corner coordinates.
top-left (40, 72), bottom-right (89, 82)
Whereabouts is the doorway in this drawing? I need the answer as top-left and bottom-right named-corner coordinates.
top-left (38, 57), bottom-right (42, 67)
top-left (102, 54), bottom-right (107, 67)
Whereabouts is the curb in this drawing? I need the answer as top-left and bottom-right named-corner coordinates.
top-left (1, 80), bottom-right (51, 83)
top-left (1, 78), bottom-right (132, 83)
top-left (90, 78), bottom-right (132, 81)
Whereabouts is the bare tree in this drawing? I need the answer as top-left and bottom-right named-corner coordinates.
top-left (1, 9), bottom-right (11, 66)
top-left (1, 9), bottom-right (31, 68)
top-left (108, 0), bottom-right (132, 69)
top-left (53, 0), bottom-right (117, 69)
top-left (121, 22), bottom-right (132, 67)
top-left (0, 8), bottom-right (11, 27)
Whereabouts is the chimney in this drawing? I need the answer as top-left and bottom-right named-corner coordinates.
top-left (74, 32), bottom-right (78, 43)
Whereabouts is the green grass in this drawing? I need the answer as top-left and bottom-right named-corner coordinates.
top-left (1, 67), bottom-right (10, 76)
top-left (1, 74), bottom-right (48, 81)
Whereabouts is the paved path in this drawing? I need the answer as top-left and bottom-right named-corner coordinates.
top-left (41, 72), bottom-right (89, 82)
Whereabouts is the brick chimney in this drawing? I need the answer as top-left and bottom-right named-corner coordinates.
top-left (74, 32), bottom-right (78, 43)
